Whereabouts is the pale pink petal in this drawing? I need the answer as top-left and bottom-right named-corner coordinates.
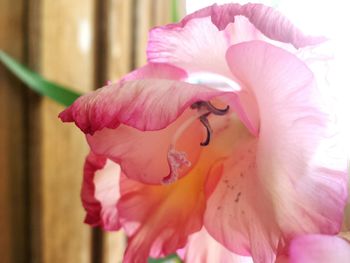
top-left (121, 62), bottom-right (186, 81)
top-left (238, 3), bottom-right (326, 48)
top-left (178, 228), bottom-right (254, 263)
top-left (87, 110), bottom-right (203, 184)
top-left (117, 167), bottom-right (207, 262)
top-left (204, 138), bottom-right (280, 263)
top-left (167, 3), bottom-right (325, 48)
top-left (289, 235), bottom-right (350, 263)
top-left (82, 152), bottom-right (121, 231)
top-left (59, 63), bottom-right (228, 135)
top-left (222, 41), bottom-right (347, 255)
top-left (148, 17), bottom-right (234, 77)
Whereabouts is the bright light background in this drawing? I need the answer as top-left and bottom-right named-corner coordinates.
top-left (186, 0), bottom-right (350, 155)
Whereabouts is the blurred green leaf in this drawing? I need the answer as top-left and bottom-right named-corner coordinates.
top-left (171, 0), bottom-right (180, 23)
top-left (0, 49), bottom-right (81, 106)
top-left (148, 253), bottom-right (182, 263)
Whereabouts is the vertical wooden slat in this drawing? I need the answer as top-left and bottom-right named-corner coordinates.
top-left (27, 1), bottom-right (43, 262)
top-left (29, 0), bottom-right (95, 262)
top-left (0, 1), bottom-right (28, 262)
top-left (99, 1), bottom-right (132, 262)
top-left (134, 0), bottom-right (153, 67)
top-left (153, 0), bottom-right (172, 26)
top-left (106, 0), bottom-right (132, 81)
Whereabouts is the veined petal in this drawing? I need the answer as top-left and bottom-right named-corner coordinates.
top-left (82, 152), bottom-right (121, 230)
top-left (118, 163), bottom-right (208, 262)
top-left (169, 3), bottom-right (325, 48)
top-left (148, 17), bottom-right (234, 77)
top-left (59, 63), bottom-right (228, 135)
top-left (225, 41), bottom-right (347, 255)
top-left (204, 137), bottom-right (280, 263)
top-left (178, 227), bottom-right (254, 263)
top-left (289, 235), bottom-right (350, 263)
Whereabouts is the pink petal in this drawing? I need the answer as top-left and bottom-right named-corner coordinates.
top-left (87, 110), bottom-right (203, 184)
top-left (59, 63), bottom-right (228, 135)
top-left (223, 41), bottom-right (347, 256)
top-left (228, 40), bottom-right (347, 233)
top-left (289, 235), bottom-right (350, 263)
top-left (204, 139), bottom-right (280, 263)
top-left (118, 167), bottom-right (207, 262)
top-left (167, 3), bottom-right (325, 48)
top-left (82, 152), bottom-right (121, 231)
top-left (178, 228), bottom-right (254, 263)
top-left (147, 17), bottom-right (234, 77)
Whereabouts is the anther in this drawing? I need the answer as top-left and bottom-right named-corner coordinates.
top-left (191, 100), bottom-right (230, 147)
top-left (206, 101), bottom-right (230, 115)
top-left (199, 113), bottom-right (212, 146)
top-left (190, 101), bottom-right (230, 115)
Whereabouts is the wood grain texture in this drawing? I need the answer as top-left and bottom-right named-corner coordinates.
top-left (106, 0), bottom-right (132, 81)
top-left (134, 0), bottom-right (152, 67)
top-left (0, 1), bottom-right (28, 262)
top-left (34, 0), bottom-right (95, 262)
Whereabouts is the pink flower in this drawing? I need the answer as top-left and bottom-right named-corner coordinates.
top-left (59, 3), bottom-right (348, 263)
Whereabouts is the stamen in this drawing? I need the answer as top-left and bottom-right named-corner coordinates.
top-left (190, 101), bottom-right (230, 115)
top-left (199, 113), bottom-right (212, 146)
top-left (190, 101), bottom-right (202, 110)
top-left (206, 101), bottom-right (230, 115)
top-left (191, 100), bottom-right (230, 147)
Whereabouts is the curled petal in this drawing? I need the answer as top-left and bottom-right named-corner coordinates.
top-left (289, 235), bottom-right (350, 263)
top-left (224, 41), bottom-right (347, 257)
top-left (82, 152), bottom-right (121, 230)
top-left (148, 17), bottom-right (234, 77)
top-left (87, 110), bottom-right (203, 184)
top-left (167, 3), bottom-right (325, 48)
top-left (59, 63), bottom-right (228, 135)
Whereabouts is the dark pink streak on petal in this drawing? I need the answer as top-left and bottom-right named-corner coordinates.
top-left (59, 63), bottom-right (229, 135)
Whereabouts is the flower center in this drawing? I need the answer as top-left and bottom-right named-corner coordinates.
top-left (162, 101), bottom-right (230, 185)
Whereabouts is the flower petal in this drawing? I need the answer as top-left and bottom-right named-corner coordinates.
top-left (59, 63), bottom-right (228, 135)
top-left (87, 110), bottom-right (203, 184)
top-left (118, 164), bottom-right (207, 262)
top-left (178, 227), bottom-right (254, 263)
top-left (82, 152), bottom-right (121, 230)
top-left (289, 235), bottom-right (350, 263)
top-left (204, 137), bottom-right (280, 263)
top-left (147, 17), bottom-right (234, 77)
top-left (169, 3), bottom-right (325, 48)
top-left (225, 41), bottom-right (347, 252)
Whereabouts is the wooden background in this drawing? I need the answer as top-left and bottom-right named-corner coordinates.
top-left (0, 1), bottom-right (184, 262)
